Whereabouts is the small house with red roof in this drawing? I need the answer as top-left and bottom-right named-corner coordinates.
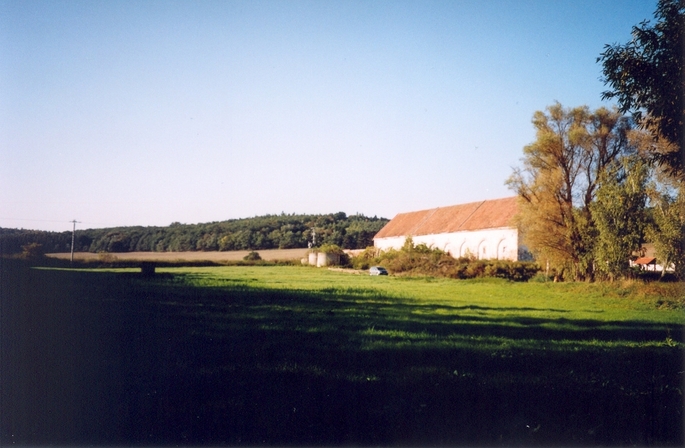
top-left (373, 197), bottom-right (529, 261)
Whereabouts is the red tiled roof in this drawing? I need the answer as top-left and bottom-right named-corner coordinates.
top-left (374, 197), bottom-right (519, 239)
top-left (635, 257), bottom-right (656, 265)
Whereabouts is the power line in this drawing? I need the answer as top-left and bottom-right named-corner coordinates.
top-left (0, 217), bottom-right (73, 223)
top-left (0, 217), bottom-right (113, 226)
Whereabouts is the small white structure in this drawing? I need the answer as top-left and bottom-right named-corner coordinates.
top-left (316, 252), bottom-right (340, 267)
top-left (305, 251), bottom-right (341, 267)
top-left (373, 197), bottom-right (528, 261)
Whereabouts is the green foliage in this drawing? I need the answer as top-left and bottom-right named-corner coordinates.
top-left (401, 236), bottom-right (416, 252)
top-left (0, 228), bottom-right (72, 254)
top-left (350, 246), bottom-right (379, 270)
top-left (0, 212), bottom-right (389, 255)
top-left (647, 182), bottom-right (685, 279)
top-left (591, 155), bottom-right (649, 280)
top-left (316, 243), bottom-right (345, 255)
top-left (531, 272), bottom-right (554, 283)
top-left (243, 251), bottom-right (262, 261)
top-left (20, 242), bottom-right (45, 260)
top-left (598, 0), bottom-right (684, 178)
top-left (508, 103), bottom-right (639, 280)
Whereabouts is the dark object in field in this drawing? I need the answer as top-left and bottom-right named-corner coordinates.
top-left (140, 262), bottom-right (156, 276)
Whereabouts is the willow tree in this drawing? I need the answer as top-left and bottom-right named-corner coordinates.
top-left (507, 103), bottom-right (636, 280)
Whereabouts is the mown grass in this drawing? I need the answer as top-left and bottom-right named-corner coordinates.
top-left (2, 261), bottom-right (683, 446)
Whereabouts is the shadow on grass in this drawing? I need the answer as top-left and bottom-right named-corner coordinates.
top-left (1, 261), bottom-right (683, 446)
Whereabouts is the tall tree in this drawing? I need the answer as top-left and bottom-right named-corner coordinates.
top-left (597, 0), bottom-right (684, 179)
top-left (507, 103), bottom-right (635, 280)
top-left (591, 155), bottom-right (649, 280)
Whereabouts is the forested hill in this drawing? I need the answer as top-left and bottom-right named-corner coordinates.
top-left (0, 213), bottom-right (389, 254)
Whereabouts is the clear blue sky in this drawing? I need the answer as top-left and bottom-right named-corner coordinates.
top-left (1, 0), bottom-right (657, 232)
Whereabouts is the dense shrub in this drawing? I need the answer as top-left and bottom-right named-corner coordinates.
top-left (531, 272), bottom-right (554, 283)
top-left (243, 251), bottom-right (262, 261)
top-left (316, 244), bottom-right (345, 255)
top-left (20, 243), bottom-right (45, 260)
top-left (350, 247), bottom-right (380, 270)
top-left (355, 239), bottom-right (540, 281)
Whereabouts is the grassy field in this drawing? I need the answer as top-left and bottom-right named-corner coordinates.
top-left (2, 261), bottom-right (684, 446)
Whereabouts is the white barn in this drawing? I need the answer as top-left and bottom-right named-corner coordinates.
top-left (373, 197), bottom-right (528, 261)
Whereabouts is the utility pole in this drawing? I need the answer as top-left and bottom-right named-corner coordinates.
top-left (70, 220), bottom-right (80, 264)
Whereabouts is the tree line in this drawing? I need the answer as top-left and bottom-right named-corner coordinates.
top-left (507, 0), bottom-right (684, 281)
top-left (0, 212), bottom-right (388, 255)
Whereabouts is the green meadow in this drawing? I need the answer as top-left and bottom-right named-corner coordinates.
top-left (2, 262), bottom-right (683, 446)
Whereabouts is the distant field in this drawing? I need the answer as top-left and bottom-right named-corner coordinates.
top-left (46, 248), bottom-right (309, 262)
top-left (3, 262), bottom-right (683, 446)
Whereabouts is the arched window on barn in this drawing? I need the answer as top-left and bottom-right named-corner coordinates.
top-left (496, 239), bottom-right (507, 260)
top-left (477, 240), bottom-right (487, 259)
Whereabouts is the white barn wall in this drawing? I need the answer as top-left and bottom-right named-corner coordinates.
top-left (374, 236), bottom-right (408, 252)
top-left (374, 227), bottom-right (521, 261)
